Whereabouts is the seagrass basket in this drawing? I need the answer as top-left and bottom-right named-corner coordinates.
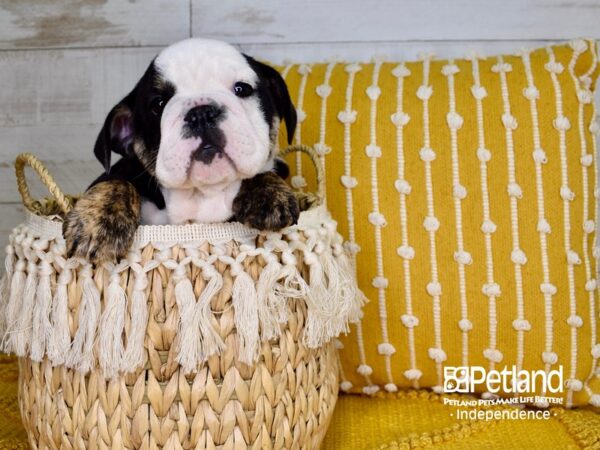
top-left (0, 146), bottom-right (363, 450)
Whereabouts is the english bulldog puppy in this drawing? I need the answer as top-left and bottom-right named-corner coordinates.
top-left (63, 38), bottom-right (299, 263)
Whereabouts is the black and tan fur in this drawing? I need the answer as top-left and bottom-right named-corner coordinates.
top-left (232, 171), bottom-right (300, 232)
top-left (63, 180), bottom-right (141, 262)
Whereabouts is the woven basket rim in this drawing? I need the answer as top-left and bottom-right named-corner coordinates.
top-left (23, 203), bottom-right (330, 245)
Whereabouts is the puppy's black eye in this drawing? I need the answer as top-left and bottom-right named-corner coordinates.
top-left (149, 96), bottom-right (165, 115)
top-left (233, 82), bottom-right (254, 98)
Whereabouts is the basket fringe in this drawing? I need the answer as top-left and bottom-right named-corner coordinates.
top-left (2, 260), bottom-right (25, 352)
top-left (99, 269), bottom-right (127, 378)
top-left (66, 265), bottom-right (101, 372)
top-left (273, 264), bottom-right (308, 330)
top-left (47, 267), bottom-right (73, 365)
top-left (304, 252), bottom-right (331, 348)
top-left (1, 207), bottom-right (365, 378)
top-left (121, 262), bottom-right (157, 371)
top-left (255, 259), bottom-right (286, 341)
top-left (174, 273), bottom-right (197, 373)
top-left (0, 242), bottom-right (15, 338)
top-left (231, 264), bottom-right (260, 364)
top-left (175, 263), bottom-right (224, 374)
top-left (195, 265), bottom-right (225, 362)
top-left (0, 273), bottom-right (7, 338)
top-left (278, 264), bottom-right (308, 302)
top-left (303, 249), bottom-right (365, 348)
top-left (335, 250), bottom-right (366, 324)
top-left (30, 260), bottom-right (53, 362)
top-left (13, 261), bottom-right (38, 355)
top-left (121, 281), bottom-right (148, 370)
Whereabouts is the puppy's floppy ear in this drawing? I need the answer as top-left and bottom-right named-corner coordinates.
top-left (243, 55), bottom-right (297, 144)
top-left (94, 92), bottom-right (135, 174)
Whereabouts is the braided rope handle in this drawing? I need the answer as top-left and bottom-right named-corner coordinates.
top-left (279, 144), bottom-right (325, 204)
top-left (14, 153), bottom-right (73, 215)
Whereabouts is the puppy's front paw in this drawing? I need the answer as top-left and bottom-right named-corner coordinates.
top-left (233, 172), bottom-right (300, 231)
top-left (63, 180), bottom-right (140, 264)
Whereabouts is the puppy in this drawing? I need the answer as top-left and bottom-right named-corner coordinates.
top-left (63, 39), bottom-right (299, 263)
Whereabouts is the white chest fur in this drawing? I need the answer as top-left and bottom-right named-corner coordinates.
top-left (140, 180), bottom-right (242, 225)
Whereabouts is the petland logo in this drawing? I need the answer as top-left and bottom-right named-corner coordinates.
top-left (443, 366), bottom-right (564, 395)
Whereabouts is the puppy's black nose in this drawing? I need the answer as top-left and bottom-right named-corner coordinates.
top-left (184, 104), bottom-right (223, 128)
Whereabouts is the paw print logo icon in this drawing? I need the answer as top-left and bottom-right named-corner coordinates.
top-left (444, 367), bottom-right (470, 393)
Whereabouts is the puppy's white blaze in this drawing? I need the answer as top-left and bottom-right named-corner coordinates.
top-left (152, 38), bottom-right (274, 224)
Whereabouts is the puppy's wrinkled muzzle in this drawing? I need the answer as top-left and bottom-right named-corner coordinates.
top-left (183, 102), bottom-right (228, 165)
top-left (157, 90), bottom-right (270, 189)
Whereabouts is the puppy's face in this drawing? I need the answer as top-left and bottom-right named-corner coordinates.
top-left (94, 39), bottom-right (296, 190)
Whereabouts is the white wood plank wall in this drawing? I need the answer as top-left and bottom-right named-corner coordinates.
top-left (1, 0), bottom-right (599, 250)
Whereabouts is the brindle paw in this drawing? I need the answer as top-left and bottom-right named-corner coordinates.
top-left (63, 180), bottom-right (140, 264)
top-left (233, 172), bottom-right (300, 231)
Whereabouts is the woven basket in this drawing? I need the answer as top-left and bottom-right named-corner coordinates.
top-left (0, 146), bottom-right (363, 450)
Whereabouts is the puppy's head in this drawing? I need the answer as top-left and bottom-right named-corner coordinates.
top-left (94, 38), bottom-right (296, 189)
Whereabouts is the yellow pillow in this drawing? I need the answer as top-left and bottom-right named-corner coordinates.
top-left (278, 40), bottom-right (600, 408)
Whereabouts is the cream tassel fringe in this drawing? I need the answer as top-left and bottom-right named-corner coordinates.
top-left (334, 247), bottom-right (365, 323)
top-left (266, 263), bottom-right (308, 329)
top-left (0, 273), bottom-right (7, 338)
top-left (99, 270), bottom-right (127, 378)
top-left (302, 246), bottom-right (364, 348)
top-left (0, 243), bottom-right (15, 337)
top-left (30, 260), bottom-right (53, 362)
top-left (121, 261), bottom-right (157, 371)
top-left (175, 263), bottom-right (224, 374)
top-left (13, 261), bottom-right (38, 355)
top-left (231, 261), bottom-right (259, 364)
top-left (1, 215), bottom-right (365, 376)
top-left (2, 235), bottom-right (23, 352)
top-left (173, 267), bottom-right (196, 373)
top-left (2, 259), bottom-right (25, 352)
top-left (47, 265), bottom-right (75, 365)
top-left (66, 265), bottom-right (101, 372)
top-left (255, 259), bottom-right (285, 341)
top-left (278, 263), bottom-right (308, 304)
top-left (195, 265), bottom-right (225, 361)
top-left (303, 250), bottom-right (332, 348)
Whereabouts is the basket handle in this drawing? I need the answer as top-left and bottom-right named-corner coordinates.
top-left (14, 153), bottom-right (73, 215)
top-left (279, 144), bottom-right (325, 203)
